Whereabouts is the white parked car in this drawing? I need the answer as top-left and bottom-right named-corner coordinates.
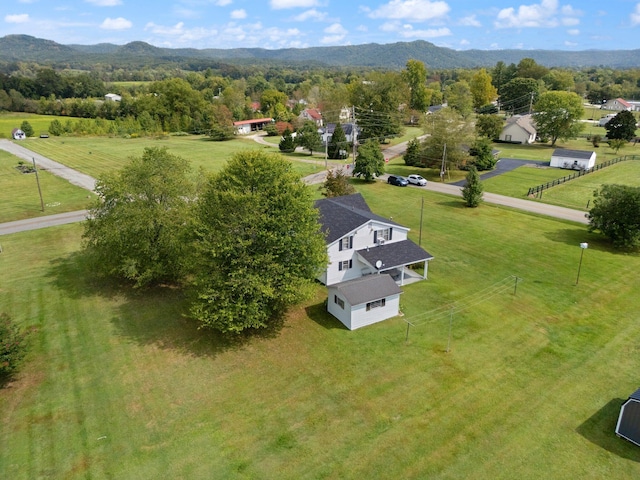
top-left (407, 174), bottom-right (427, 186)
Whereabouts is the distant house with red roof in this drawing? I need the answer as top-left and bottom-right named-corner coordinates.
top-left (299, 108), bottom-right (323, 127)
top-left (601, 98), bottom-right (633, 111)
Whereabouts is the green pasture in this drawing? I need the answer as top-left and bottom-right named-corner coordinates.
top-left (0, 149), bottom-right (94, 223)
top-left (1, 181), bottom-right (640, 479)
top-left (19, 135), bottom-right (324, 179)
top-left (0, 114), bottom-right (69, 139)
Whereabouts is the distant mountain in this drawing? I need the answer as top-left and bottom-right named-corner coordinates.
top-left (2, 34), bottom-right (640, 70)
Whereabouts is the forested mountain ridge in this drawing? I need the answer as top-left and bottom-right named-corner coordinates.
top-left (3, 34), bottom-right (640, 70)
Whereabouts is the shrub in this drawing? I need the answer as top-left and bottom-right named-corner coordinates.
top-left (0, 313), bottom-right (27, 381)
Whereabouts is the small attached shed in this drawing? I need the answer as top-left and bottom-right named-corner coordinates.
top-left (550, 149), bottom-right (596, 170)
top-left (616, 387), bottom-right (640, 446)
top-left (327, 274), bottom-right (403, 330)
top-left (11, 128), bottom-right (26, 140)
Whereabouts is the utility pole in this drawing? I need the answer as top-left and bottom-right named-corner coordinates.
top-left (32, 157), bottom-right (44, 212)
top-left (419, 197), bottom-right (424, 246)
top-left (528, 92), bottom-right (534, 114)
top-left (351, 106), bottom-right (357, 170)
top-left (440, 143), bottom-right (447, 182)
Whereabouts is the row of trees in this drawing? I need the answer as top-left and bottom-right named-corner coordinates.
top-left (83, 147), bottom-right (328, 333)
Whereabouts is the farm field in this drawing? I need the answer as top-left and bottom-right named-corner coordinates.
top-left (19, 134), bottom-right (325, 179)
top-left (1, 181), bottom-right (639, 479)
top-left (0, 148), bottom-right (94, 223)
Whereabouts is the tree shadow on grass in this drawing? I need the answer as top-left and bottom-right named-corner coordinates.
top-left (576, 398), bottom-right (640, 462)
top-left (305, 300), bottom-right (348, 330)
top-left (45, 251), bottom-right (286, 359)
top-left (544, 228), bottom-right (640, 256)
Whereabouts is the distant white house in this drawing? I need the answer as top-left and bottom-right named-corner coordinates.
top-left (232, 117), bottom-right (273, 135)
top-left (104, 93), bottom-right (122, 102)
top-left (315, 193), bottom-right (434, 330)
top-left (550, 149), bottom-right (596, 170)
top-left (320, 123), bottom-right (360, 147)
top-left (499, 114), bottom-right (536, 144)
top-left (11, 128), bottom-right (26, 140)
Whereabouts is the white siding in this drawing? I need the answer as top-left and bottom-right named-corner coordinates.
top-left (327, 290), bottom-right (401, 330)
top-left (323, 221), bottom-right (409, 286)
top-left (550, 153), bottom-right (596, 170)
top-left (499, 123), bottom-right (535, 144)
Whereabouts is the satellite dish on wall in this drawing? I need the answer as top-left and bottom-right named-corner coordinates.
top-left (375, 260), bottom-right (382, 269)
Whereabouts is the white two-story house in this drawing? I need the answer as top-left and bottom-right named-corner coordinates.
top-left (315, 193), bottom-right (434, 330)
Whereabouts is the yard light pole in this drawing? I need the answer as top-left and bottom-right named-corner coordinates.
top-left (575, 242), bottom-right (588, 285)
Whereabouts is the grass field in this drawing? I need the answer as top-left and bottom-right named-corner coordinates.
top-left (0, 149), bottom-right (94, 223)
top-left (1, 181), bottom-right (639, 479)
top-left (0, 114), bottom-right (70, 139)
top-left (19, 134), bottom-right (325, 180)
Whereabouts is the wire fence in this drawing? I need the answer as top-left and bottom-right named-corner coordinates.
top-left (526, 155), bottom-right (640, 198)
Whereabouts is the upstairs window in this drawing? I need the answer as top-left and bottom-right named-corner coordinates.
top-left (339, 236), bottom-right (353, 251)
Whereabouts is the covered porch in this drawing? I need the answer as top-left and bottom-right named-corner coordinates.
top-left (357, 239), bottom-right (434, 286)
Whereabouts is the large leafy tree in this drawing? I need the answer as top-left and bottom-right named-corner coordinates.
top-left (445, 81), bottom-right (473, 118)
top-left (475, 114), bottom-right (504, 140)
top-left (191, 151), bottom-right (327, 333)
top-left (605, 110), bottom-right (637, 141)
top-left (470, 69), bottom-right (498, 110)
top-left (353, 139), bottom-right (385, 181)
top-left (588, 184), bottom-right (640, 248)
top-left (83, 147), bottom-right (194, 287)
top-left (320, 168), bottom-right (356, 197)
top-left (403, 59), bottom-right (430, 112)
top-left (296, 120), bottom-right (322, 155)
top-left (533, 91), bottom-right (584, 146)
top-left (499, 78), bottom-right (539, 114)
top-left (422, 108), bottom-right (472, 171)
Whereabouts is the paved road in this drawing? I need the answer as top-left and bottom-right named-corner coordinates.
top-left (0, 139), bottom-right (97, 191)
top-left (0, 137), bottom-right (588, 236)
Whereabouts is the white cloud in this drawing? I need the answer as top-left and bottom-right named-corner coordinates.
top-left (631, 3), bottom-right (640, 26)
top-left (399, 25), bottom-right (452, 38)
top-left (86, 0), bottom-right (123, 6)
top-left (564, 40), bottom-right (577, 46)
top-left (293, 9), bottom-right (327, 22)
top-left (231, 9), bottom-right (247, 19)
top-left (459, 39), bottom-right (470, 46)
top-left (459, 15), bottom-right (481, 27)
top-left (100, 17), bottom-right (132, 30)
top-left (270, 0), bottom-right (320, 9)
top-left (215, 0), bottom-right (233, 5)
top-left (495, 0), bottom-right (581, 29)
top-left (5, 14), bottom-right (30, 23)
top-left (369, 0), bottom-right (450, 22)
top-left (567, 28), bottom-right (579, 35)
top-left (321, 23), bottom-right (347, 44)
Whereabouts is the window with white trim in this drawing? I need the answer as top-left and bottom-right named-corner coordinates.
top-left (339, 236), bottom-right (353, 251)
top-left (338, 259), bottom-right (352, 271)
top-left (374, 228), bottom-right (392, 243)
top-left (366, 298), bottom-right (386, 311)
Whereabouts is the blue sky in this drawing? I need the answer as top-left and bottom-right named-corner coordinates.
top-left (2, 0), bottom-right (640, 52)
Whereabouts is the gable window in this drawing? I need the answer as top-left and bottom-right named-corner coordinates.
top-left (338, 259), bottom-right (353, 271)
top-left (339, 235), bottom-right (353, 251)
top-left (334, 295), bottom-right (345, 309)
top-left (373, 228), bottom-right (392, 244)
top-left (366, 298), bottom-right (386, 311)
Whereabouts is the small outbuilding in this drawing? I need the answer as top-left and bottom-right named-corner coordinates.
top-left (327, 274), bottom-right (403, 330)
top-left (233, 117), bottom-right (273, 135)
top-left (615, 387), bottom-right (640, 447)
top-left (550, 149), bottom-right (596, 170)
top-left (11, 128), bottom-right (26, 140)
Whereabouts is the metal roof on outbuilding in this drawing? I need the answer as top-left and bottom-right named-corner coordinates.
top-left (552, 149), bottom-right (595, 159)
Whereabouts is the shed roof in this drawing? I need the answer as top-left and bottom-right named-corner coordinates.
top-left (552, 149), bottom-right (595, 159)
top-left (315, 193), bottom-right (402, 244)
top-left (630, 388), bottom-right (640, 401)
top-left (233, 117), bottom-right (273, 126)
top-left (357, 239), bottom-right (433, 271)
top-left (331, 274), bottom-right (402, 306)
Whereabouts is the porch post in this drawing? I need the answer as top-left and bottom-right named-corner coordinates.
top-left (400, 266), bottom-right (405, 285)
top-left (423, 260), bottom-right (428, 279)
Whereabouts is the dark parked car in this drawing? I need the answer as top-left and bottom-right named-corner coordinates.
top-left (387, 175), bottom-right (409, 187)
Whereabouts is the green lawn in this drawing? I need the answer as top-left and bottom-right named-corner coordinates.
top-left (0, 149), bottom-right (95, 223)
top-left (0, 113), bottom-right (70, 139)
top-left (19, 134), bottom-right (324, 179)
top-left (2, 182), bottom-right (640, 479)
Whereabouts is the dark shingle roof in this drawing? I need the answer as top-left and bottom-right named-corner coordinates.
top-left (331, 274), bottom-right (402, 306)
top-left (315, 193), bottom-right (402, 244)
top-left (552, 149), bottom-right (595, 159)
top-left (630, 388), bottom-right (640, 401)
top-left (357, 239), bottom-right (433, 270)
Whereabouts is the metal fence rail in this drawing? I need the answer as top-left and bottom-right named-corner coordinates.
top-left (527, 155), bottom-right (640, 197)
